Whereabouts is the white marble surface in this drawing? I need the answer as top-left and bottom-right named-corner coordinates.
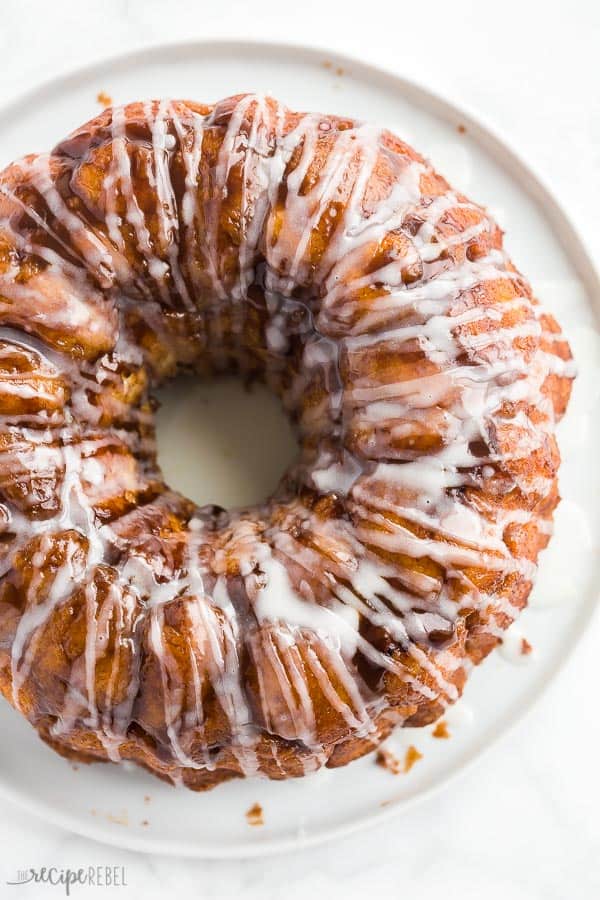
top-left (0, 0), bottom-right (599, 896)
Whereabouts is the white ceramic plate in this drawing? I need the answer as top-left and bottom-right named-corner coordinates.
top-left (0, 40), bottom-right (598, 859)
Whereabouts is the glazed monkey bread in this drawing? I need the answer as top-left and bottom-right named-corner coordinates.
top-left (0, 95), bottom-right (573, 790)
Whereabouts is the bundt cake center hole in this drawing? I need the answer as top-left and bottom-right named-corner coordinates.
top-left (154, 375), bottom-right (298, 508)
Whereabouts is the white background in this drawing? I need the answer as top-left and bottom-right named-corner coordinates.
top-left (0, 1), bottom-right (599, 897)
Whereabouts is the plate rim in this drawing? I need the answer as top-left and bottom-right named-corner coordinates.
top-left (0, 36), bottom-right (598, 859)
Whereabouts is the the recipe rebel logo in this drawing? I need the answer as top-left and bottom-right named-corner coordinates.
top-left (5, 866), bottom-right (128, 895)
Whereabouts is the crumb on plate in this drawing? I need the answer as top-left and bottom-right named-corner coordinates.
top-left (376, 744), bottom-right (423, 774)
top-left (403, 745), bottom-right (423, 773)
top-left (97, 91), bottom-right (113, 108)
top-left (375, 747), bottom-right (402, 775)
top-left (432, 720), bottom-right (450, 739)
top-left (321, 61), bottom-right (345, 76)
top-left (246, 802), bottom-right (264, 826)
